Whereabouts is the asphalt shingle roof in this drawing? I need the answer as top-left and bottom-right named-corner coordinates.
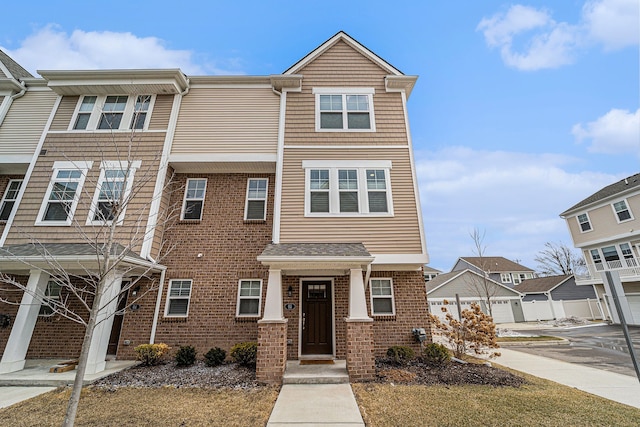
top-left (0, 242), bottom-right (145, 261)
top-left (0, 50), bottom-right (33, 80)
top-left (260, 242), bottom-right (370, 258)
top-left (425, 271), bottom-right (460, 292)
top-left (516, 275), bottom-right (572, 293)
top-left (561, 173), bottom-right (640, 215)
top-left (460, 256), bottom-right (534, 272)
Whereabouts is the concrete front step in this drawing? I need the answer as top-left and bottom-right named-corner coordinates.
top-left (282, 360), bottom-right (349, 384)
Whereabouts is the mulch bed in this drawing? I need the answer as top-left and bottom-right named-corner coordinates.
top-left (374, 357), bottom-right (526, 387)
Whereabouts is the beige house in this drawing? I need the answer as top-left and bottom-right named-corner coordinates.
top-left (560, 173), bottom-right (640, 324)
top-left (0, 32), bottom-right (430, 384)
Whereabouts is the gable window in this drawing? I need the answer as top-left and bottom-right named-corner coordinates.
top-left (236, 279), bottom-right (262, 317)
top-left (370, 278), bottom-right (395, 316)
top-left (39, 280), bottom-right (61, 316)
top-left (613, 200), bottom-right (633, 222)
top-left (165, 279), bottom-right (192, 317)
top-left (0, 179), bottom-right (22, 221)
top-left (87, 161), bottom-right (140, 225)
top-left (70, 95), bottom-right (154, 131)
top-left (577, 213), bottom-right (592, 232)
top-left (36, 161), bottom-right (92, 226)
top-left (245, 178), bottom-right (268, 220)
top-left (303, 160), bottom-right (393, 216)
top-left (313, 88), bottom-right (375, 132)
top-left (500, 273), bottom-right (511, 283)
top-left (181, 178), bottom-right (207, 220)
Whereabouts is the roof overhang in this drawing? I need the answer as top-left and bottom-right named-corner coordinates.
top-left (0, 78), bottom-right (25, 93)
top-left (385, 75), bottom-right (418, 99)
top-left (0, 254), bottom-right (165, 276)
top-left (37, 69), bottom-right (189, 96)
top-left (270, 74), bottom-right (303, 92)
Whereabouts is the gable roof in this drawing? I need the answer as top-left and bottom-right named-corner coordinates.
top-left (426, 269), bottom-right (522, 296)
top-left (516, 275), bottom-right (573, 294)
top-left (561, 173), bottom-right (640, 216)
top-left (458, 256), bottom-right (534, 273)
top-left (424, 265), bottom-right (442, 274)
top-left (0, 49), bottom-right (33, 80)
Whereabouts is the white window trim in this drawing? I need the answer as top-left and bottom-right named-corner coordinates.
top-left (302, 160), bottom-right (393, 217)
top-left (69, 94), bottom-right (156, 132)
top-left (236, 279), bottom-right (263, 317)
top-left (181, 178), bottom-right (207, 221)
top-left (86, 160), bottom-right (141, 226)
top-left (0, 179), bottom-right (23, 221)
top-left (35, 161), bottom-right (93, 226)
top-left (370, 278), bottom-right (395, 316)
top-left (576, 212), bottom-right (593, 233)
top-left (164, 279), bottom-right (192, 318)
top-left (313, 87), bottom-right (376, 132)
top-left (244, 178), bottom-right (268, 221)
top-left (500, 273), bottom-right (512, 283)
top-left (612, 199), bottom-right (634, 223)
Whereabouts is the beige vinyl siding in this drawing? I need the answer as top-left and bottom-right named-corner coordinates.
top-left (148, 94), bottom-right (173, 130)
top-left (49, 96), bottom-right (79, 131)
top-left (171, 87), bottom-right (279, 155)
top-left (279, 147), bottom-right (422, 254)
top-left (0, 90), bottom-right (57, 156)
top-left (5, 132), bottom-right (165, 251)
top-left (567, 192), bottom-right (640, 246)
top-left (285, 40), bottom-right (408, 146)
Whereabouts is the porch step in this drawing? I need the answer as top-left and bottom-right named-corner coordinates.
top-left (283, 360), bottom-right (349, 384)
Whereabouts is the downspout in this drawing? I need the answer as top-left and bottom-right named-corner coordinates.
top-left (0, 79), bottom-right (27, 126)
top-left (364, 263), bottom-right (372, 291)
top-left (148, 256), bottom-right (166, 344)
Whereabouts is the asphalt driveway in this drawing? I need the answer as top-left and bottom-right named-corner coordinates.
top-left (508, 324), bottom-right (640, 377)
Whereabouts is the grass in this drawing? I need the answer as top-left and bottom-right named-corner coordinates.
top-left (352, 371), bottom-right (640, 427)
top-left (496, 335), bottom-right (564, 342)
top-left (0, 386), bottom-right (279, 427)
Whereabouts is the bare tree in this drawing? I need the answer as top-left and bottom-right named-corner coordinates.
top-left (535, 241), bottom-right (586, 276)
top-left (0, 104), bottom-right (180, 426)
top-left (465, 228), bottom-right (497, 317)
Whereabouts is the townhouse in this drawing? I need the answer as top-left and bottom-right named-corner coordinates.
top-left (0, 32), bottom-right (430, 383)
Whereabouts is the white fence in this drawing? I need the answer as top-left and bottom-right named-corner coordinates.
top-left (522, 298), bottom-right (603, 321)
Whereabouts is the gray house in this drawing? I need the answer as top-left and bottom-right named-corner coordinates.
top-left (452, 257), bottom-right (535, 287)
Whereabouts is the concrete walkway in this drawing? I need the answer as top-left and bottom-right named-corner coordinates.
top-left (497, 348), bottom-right (640, 408)
top-left (0, 386), bottom-right (56, 409)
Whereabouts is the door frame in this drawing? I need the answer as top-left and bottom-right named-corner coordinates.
top-left (298, 277), bottom-right (335, 359)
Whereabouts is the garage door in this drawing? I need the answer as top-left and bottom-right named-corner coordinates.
top-left (489, 300), bottom-right (514, 324)
top-left (628, 295), bottom-right (640, 325)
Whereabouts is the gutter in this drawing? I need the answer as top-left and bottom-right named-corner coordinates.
top-left (147, 255), bottom-right (167, 344)
top-left (0, 79), bottom-right (27, 126)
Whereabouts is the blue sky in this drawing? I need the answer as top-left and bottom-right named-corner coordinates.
top-left (2, 0), bottom-right (638, 272)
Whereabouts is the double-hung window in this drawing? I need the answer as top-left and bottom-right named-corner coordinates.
top-left (303, 160), bottom-right (393, 216)
top-left (39, 280), bottom-right (61, 316)
top-left (88, 161), bottom-right (140, 224)
top-left (131, 95), bottom-right (151, 130)
top-left (500, 273), bottom-right (511, 283)
top-left (36, 161), bottom-right (92, 226)
top-left (370, 278), bottom-right (395, 316)
top-left (577, 213), bottom-right (592, 232)
top-left (236, 279), bottom-right (262, 317)
top-left (314, 88), bottom-right (375, 131)
top-left (0, 179), bottom-right (22, 221)
top-left (613, 200), bottom-right (633, 222)
top-left (182, 178), bottom-right (207, 220)
top-left (245, 178), bottom-right (268, 220)
top-left (71, 95), bottom-right (154, 131)
top-left (73, 96), bottom-right (97, 130)
top-left (165, 279), bottom-right (192, 317)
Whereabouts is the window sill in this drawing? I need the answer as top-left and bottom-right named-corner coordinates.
top-left (243, 219), bottom-right (266, 224)
top-left (305, 212), bottom-right (393, 218)
top-left (161, 316), bottom-right (188, 323)
top-left (372, 315), bottom-right (396, 321)
top-left (235, 316), bottom-right (259, 323)
top-left (179, 219), bottom-right (202, 224)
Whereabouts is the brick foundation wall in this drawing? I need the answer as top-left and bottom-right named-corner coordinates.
top-left (256, 321), bottom-right (288, 384)
top-left (345, 319), bottom-right (375, 381)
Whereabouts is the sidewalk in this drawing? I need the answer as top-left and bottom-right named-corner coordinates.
top-left (496, 348), bottom-right (640, 408)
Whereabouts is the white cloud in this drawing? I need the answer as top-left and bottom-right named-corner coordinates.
top-left (583, 0), bottom-right (640, 50)
top-left (1, 25), bottom-right (241, 76)
top-left (572, 108), bottom-right (640, 154)
top-left (477, 0), bottom-right (638, 70)
top-left (416, 147), bottom-right (620, 270)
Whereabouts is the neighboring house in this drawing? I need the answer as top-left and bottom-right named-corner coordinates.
top-left (424, 265), bottom-right (441, 282)
top-left (452, 256), bottom-right (535, 286)
top-left (426, 269), bottom-right (524, 324)
top-left (560, 173), bottom-right (640, 325)
top-left (517, 275), bottom-right (603, 321)
top-left (0, 32), bottom-right (430, 384)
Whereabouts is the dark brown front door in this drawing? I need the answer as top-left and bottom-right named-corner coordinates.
top-left (107, 289), bottom-right (129, 356)
top-left (301, 281), bottom-right (333, 355)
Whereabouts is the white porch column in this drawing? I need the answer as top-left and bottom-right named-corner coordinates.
top-left (85, 271), bottom-right (123, 375)
top-left (262, 269), bottom-right (284, 321)
top-left (348, 268), bottom-right (371, 320)
top-left (0, 270), bottom-right (50, 373)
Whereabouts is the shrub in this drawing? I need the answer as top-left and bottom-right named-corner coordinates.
top-left (230, 342), bottom-right (257, 366)
top-left (204, 347), bottom-right (227, 367)
top-left (386, 345), bottom-right (415, 365)
top-left (134, 343), bottom-right (170, 366)
top-left (422, 343), bottom-right (451, 366)
top-left (175, 345), bottom-right (197, 367)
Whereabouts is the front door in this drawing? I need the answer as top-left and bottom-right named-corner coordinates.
top-left (301, 280), bottom-right (333, 355)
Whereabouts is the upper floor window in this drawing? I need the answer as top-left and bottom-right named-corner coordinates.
top-left (370, 278), bottom-right (395, 316)
top-left (613, 200), bottom-right (633, 222)
top-left (71, 95), bottom-right (154, 131)
top-left (303, 160), bottom-right (393, 216)
top-left (245, 178), bottom-right (268, 220)
top-left (87, 161), bottom-right (141, 225)
top-left (512, 273), bottom-right (531, 285)
top-left (0, 179), bottom-right (23, 221)
top-left (577, 213), bottom-right (592, 232)
top-left (165, 279), bottom-right (192, 317)
top-left (591, 243), bottom-right (637, 270)
top-left (500, 273), bottom-right (511, 283)
top-left (181, 178), bottom-right (207, 220)
top-left (36, 161), bottom-right (92, 226)
top-left (313, 88), bottom-right (375, 132)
